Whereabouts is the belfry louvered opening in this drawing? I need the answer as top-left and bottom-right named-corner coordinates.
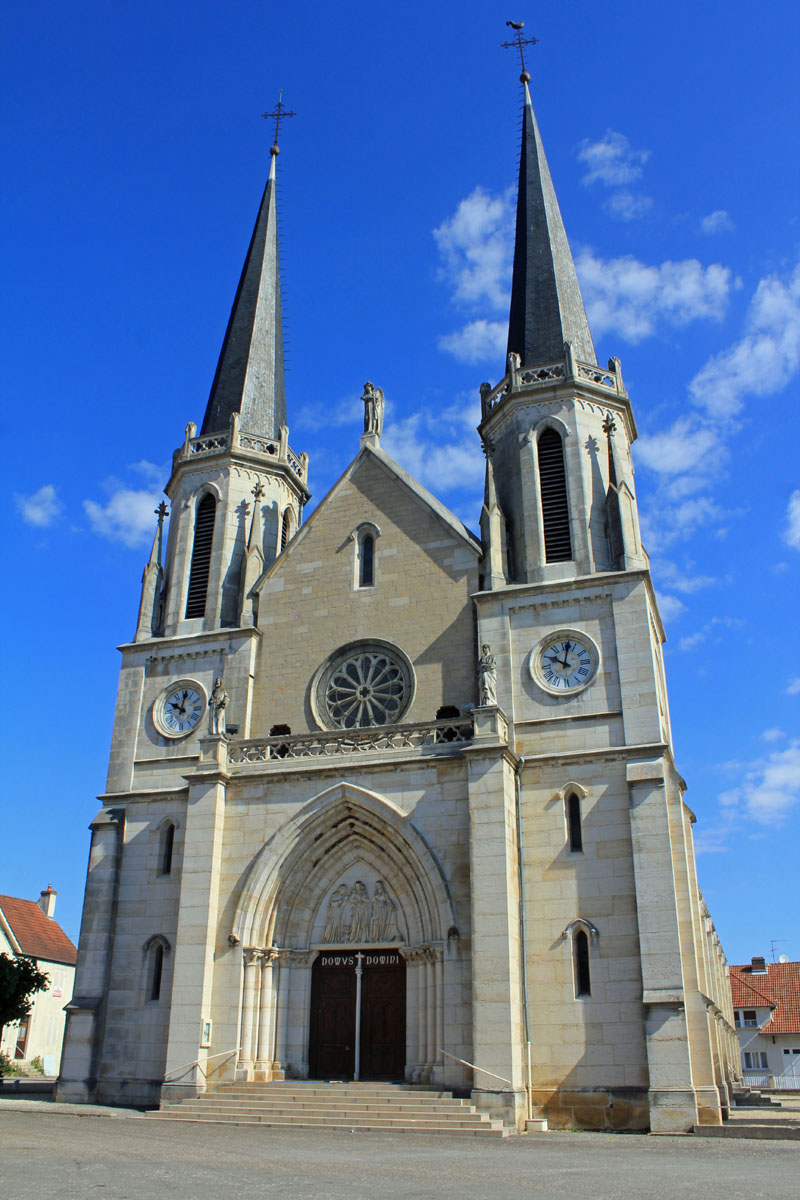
top-left (185, 493), bottom-right (216, 618)
top-left (537, 428), bottom-right (572, 562)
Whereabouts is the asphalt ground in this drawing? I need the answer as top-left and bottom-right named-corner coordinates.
top-left (1, 1106), bottom-right (799, 1200)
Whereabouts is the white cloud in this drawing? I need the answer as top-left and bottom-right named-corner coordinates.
top-left (575, 251), bottom-right (734, 343)
top-left (786, 677), bottom-right (800, 696)
top-left (654, 560), bottom-right (716, 594)
top-left (635, 261), bottom-right (800, 556)
top-left (719, 741), bottom-right (800, 825)
top-left (577, 130), bottom-right (650, 187)
top-left (382, 397), bottom-right (484, 502)
top-left (678, 615), bottom-right (743, 652)
top-left (296, 392), bottom-right (364, 433)
top-left (84, 483), bottom-right (165, 548)
top-left (14, 483), bottom-right (63, 527)
top-left (655, 592), bottom-right (686, 622)
top-left (689, 263), bottom-right (800, 420)
top-left (438, 320), bottom-right (507, 364)
top-left (433, 186), bottom-right (515, 310)
top-left (761, 728), bottom-right (785, 743)
top-left (700, 210), bottom-right (735, 235)
top-left (635, 417), bottom-right (722, 477)
top-left (784, 489), bottom-right (800, 550)
top-left (604, 191), bottom-right (653, 222)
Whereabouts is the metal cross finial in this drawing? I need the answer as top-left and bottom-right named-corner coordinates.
top-left (154, 500), bottom-right (169, 566)
top-left (501, 19), bottom-right (539, 82)
top-left (261, 89), bottom-right (296, 157)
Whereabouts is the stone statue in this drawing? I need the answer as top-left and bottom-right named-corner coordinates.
top-left (479, 381), bottom-right (492, 419)
top-left (362, 381), bottom-right (385, 437)
top-left (348, 880), bottom-right (370, 943)
top-left (322, 884), bottom-right (348, 943)
top-left (477, 644), bottom-right (498, 707)
top-left (507, 351), bottom-right (521, 389)
top-left (209, 676), bottom-right (228, 736)
top-left (370, 880), bottom-right (397, 941)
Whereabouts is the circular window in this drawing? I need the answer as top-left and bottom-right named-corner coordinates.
top-left (315, 642), bottom-right (413, 729)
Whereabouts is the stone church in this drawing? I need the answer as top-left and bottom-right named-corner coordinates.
top-left (58, 74), bottom-right (739, 1132)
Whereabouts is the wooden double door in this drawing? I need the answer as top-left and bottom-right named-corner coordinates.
top-left (308, 951), bottom-right (406, 1081)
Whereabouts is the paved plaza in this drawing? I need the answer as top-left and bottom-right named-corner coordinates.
top-left (1, 1106), bottom-right (798, 1200)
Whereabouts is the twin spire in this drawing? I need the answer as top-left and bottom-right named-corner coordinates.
top-left (506, 82), bottom-right (596, 369)
top-left (200, 152), bottom-right (286, 439)
top-left (200, 66), bottom-right (597, 441)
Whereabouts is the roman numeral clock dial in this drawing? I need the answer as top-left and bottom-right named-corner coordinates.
top-left (153, 680), bottom-right (207, 739)
top-left (531, 632), bottom-right (599, 697)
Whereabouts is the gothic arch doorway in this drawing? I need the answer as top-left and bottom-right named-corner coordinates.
top-left (308, 950), bottom-right (406, 1081)
top-left (231, 783), bottom-right (455, 1084)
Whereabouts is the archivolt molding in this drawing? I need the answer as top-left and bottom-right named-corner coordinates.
top-left (554, 781), bottom-right (589, 803)
top-left (562, 918), bottom-right (600, 941)
top-left (232, 781), bottom-right (455, 951)
top-left (531, 414), bottom-right (570, 441)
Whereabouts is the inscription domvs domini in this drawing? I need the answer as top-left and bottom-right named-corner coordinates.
top-left (321, 880), bottom-right (400, 944)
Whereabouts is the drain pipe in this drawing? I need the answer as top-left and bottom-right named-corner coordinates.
top-left (514, 755), bottom-right (533, 1122)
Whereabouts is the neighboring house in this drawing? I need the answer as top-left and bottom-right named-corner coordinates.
top-left (0, 888), bottom-right (77, 1074)
top-left (731, 956), bottom-right (800, 1087)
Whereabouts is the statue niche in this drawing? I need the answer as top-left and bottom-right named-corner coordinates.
top-left (320, 879), bottom-right (400, 945)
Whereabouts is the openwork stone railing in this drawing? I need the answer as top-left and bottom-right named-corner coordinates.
top-left (177, 417), bottom-right (309, 485)
top-left (228, 717), bottom-right (475, 765)
top-left (481, 348), bottom-right (625, 419)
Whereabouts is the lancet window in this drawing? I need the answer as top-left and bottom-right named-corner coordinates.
top-left (538, 428), bottom-right (572, 562)
top-left (185, 493), bottom-right (216, 617)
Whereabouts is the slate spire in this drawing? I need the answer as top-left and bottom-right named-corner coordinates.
top-left (201, 150), bottom-right (286, 438)
top-left (506, 82), bottom-right (596, 368)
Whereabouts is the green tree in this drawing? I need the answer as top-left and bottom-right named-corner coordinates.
top-left (0, 953), bottom-right (50, 1035)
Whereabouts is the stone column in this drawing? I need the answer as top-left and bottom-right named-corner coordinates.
top-left (162, 738), bottom-right (228, 1102)
top-left (56, 808), bottom-right (125, 1104)
top-left (463, 722), bottom-right (526, 1129)
top-left (433, 947), bottom-right (445, 1085)
top-left (272, 952), bottom-right (291, 1080)
top-left (627, 758), bottom-right (698, 1132)
top-left (416, 954), bottom-right (427, 1082)
top-left (256, 951), bottom-right (277, 1080)
top-left (240, 950), bottom-right (262, 1072)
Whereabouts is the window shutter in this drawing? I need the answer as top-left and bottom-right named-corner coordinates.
top-left (538, 428), bottom-right (572, 561)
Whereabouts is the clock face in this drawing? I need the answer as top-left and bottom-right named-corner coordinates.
top-left (154, 683), bottom-right (206, 738)
top-left (533, 633), bottom-right (599, 696)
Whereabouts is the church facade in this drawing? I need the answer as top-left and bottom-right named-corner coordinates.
top-left (57, 76), bottom-right (739, 1132)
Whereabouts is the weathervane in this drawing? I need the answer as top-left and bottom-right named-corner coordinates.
top-left (501, 19), bottom-right (539, 82)
top-left (261, 89), bottom-right (296, 157)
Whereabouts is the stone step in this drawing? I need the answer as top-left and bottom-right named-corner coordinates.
top-left (147, 1113), bottom-right (507, 1136)
top-left (164, 1102), bottom-right (472, 1116)
top-left (214, 1089), bottom-right (455, 1099)
top-left (694, 1122), bottom-right (800, 1141)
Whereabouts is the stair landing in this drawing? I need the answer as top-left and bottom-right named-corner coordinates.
top-left (147, 1081), bottom-right (509, 1137)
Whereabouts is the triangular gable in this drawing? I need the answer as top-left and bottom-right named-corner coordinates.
top-left (256, 441), bottom-right (480, 588)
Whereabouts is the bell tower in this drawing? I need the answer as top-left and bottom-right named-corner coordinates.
top-left (479, 79), bottom-right (646, 586)
top-left (471, 59), bottom-right (727, 1134)
top-left (137, 130), bottom-right (309, 643)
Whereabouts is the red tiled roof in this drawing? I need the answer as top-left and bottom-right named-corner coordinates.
top-left (0, 894), bottom-right (77, 966)
top-left (730, 962), bottom-right (800, 1035)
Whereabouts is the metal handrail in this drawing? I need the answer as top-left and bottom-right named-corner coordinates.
top-left (163, 1046), bottom-right (240, 1084)
top-left (439, 1048), bottom-right (514, 1088)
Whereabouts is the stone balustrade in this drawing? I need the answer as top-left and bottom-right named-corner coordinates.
top-left (227, 716), bottom-right (476, 766)
top-left (480, 349), bottom-right (625, 420)
top-left (178, 420), bottom-right (309, 484)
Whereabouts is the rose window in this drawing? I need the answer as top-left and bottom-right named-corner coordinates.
top-left (317, 643), bottom-right (413, 729)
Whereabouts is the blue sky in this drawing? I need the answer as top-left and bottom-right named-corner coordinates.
top-left (4, 1), bottom-right (799, 965)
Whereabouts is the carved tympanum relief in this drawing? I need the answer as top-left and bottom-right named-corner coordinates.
top-left (320, 879), bottom-right (400, 944)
